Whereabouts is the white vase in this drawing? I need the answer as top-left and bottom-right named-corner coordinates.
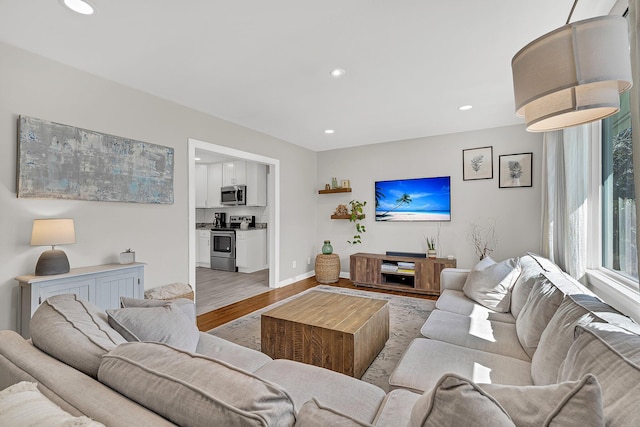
top-left (428, 249), bottom-right (437, 259)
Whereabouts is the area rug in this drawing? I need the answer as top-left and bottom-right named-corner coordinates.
top-left (208, 285), bottom-right (435, 391)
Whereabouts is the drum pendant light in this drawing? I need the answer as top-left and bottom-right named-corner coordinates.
top-left (512, 14), bottom-right (632, 132)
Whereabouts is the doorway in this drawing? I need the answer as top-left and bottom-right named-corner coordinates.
top-left (187, 139), bottom-right (280, 303)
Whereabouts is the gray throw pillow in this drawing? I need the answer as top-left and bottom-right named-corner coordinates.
top-left (515, 275), bottom-right (564, 358)
top-left (98, 342), bottom-right (296, 427)
top-left (409, 374), bottom-right (515, 427)
top-left (463, 257), bottom-right (520, 313)
top-left (106, 303), bottom-right (199, 352)
top-left (119, 296), bottom-right (196, 323)
top-left (479, 374), bottom-right (604, 427)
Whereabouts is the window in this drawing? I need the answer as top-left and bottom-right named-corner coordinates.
top-left (602, 91), bottom-right (637, 282)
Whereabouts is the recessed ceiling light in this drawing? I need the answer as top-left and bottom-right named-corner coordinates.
top-left (194, 157), bottom-right (201, 161)
top-left (324, 129), bottom-right (335, 134)
top-left (458, 105), bottom-right (473, 111)
top-left (62, 0), bottom-right (95, 15)
top-left (329, 69), bottom-right (346, 78)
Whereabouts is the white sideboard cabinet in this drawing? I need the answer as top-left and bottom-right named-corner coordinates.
top-left (17, 263), bottom-right (145, 338)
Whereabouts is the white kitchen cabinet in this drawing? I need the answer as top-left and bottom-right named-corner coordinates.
top-left (195, 164), bottom-right (208, 208)
top-left (197, 230), bottom-right (211, 267)
top-left (17, 263), bottom-right (145, 338)
top-left (222, 160), bottom-right (247, 186)
top-left (207, 163), bottom-right (223, 207)
top-left (246, 162), bottom-right (267, 207)
top-left (235, 229), bottom-right (267, 273)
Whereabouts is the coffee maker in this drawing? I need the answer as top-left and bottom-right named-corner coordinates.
top-left (213, 212), bottom-right (226, 229)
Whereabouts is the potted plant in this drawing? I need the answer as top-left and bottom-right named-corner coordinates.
top-left (347, 200), bottom-right (366, 245)
top-left (426, 237), bottom-right (436, 258)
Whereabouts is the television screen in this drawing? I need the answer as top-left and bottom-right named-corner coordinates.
top-left (375, 176), bottom-right (451, 221)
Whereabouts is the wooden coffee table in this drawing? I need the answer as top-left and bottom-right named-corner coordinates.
top-left (261, 291), bottom-right (389, 378)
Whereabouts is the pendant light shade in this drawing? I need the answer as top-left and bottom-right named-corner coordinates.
top-left (512, 15), bottom-right (632, 132)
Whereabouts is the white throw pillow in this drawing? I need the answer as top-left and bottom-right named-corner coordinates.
top-left (463, 257), bottom-right (520, 313)
top-left (0, 381), bottom-right (105, 427)
top-left (106, 302), bottom-right (200, 352)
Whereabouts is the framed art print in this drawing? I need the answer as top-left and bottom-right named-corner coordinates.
top-left (463, 146), bottom-right (493, 180)
top-left (499, 152), bottom-right (532, 188)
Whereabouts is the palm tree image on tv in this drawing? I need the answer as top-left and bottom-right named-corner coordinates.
top-left (375, 176), bottom-right (451, 221)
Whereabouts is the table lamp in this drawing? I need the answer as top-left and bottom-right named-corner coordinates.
top-left (31, 218), bottom-right (76, 276)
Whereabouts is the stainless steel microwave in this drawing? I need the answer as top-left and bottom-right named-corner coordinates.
top-left (221, 185), bottom-right (246, 206)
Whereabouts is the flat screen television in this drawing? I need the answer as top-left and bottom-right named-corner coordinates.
top-left (375, 176), bottom-right (451, 221)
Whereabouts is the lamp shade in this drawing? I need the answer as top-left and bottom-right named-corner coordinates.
top-left (31, 219), bottom-right (76, 246)
top-left (512, 16), bottom-right (632, 132)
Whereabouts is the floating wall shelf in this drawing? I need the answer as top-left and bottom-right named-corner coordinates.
top-left (331, 214), bottom-right (365, 220)
top-left (319, 188), bottom-right (352, 194)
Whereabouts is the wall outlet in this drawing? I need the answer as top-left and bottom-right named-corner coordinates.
top-left (292, 260), bottom-right (297, 269)
top-left (307, 256), bottom-right (311, 265)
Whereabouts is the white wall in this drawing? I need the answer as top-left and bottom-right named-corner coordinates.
top-left (317, 125), bottom-right (544, 271)
top-left (0, 42), bottom-right (318, 332)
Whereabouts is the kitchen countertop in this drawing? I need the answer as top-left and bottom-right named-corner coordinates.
top-left (196, 223), bottom-right (267, 231)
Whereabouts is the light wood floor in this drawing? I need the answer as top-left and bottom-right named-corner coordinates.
top-left (197, 276), bottom-right (436, 331)
top-left (195, 267), bottom-right (270, 316)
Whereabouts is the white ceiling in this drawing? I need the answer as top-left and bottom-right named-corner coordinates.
top-left (0, 0), bottom-right (620, 152)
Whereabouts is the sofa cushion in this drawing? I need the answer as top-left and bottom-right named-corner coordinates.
top-left (421, 309), bottom-right (530, 361)
top-left (255, 359), bottom-right (386, 425)
top-left (30, 294), bottom-right (126, 378)
top-left (409, 374), bottom-right (515, 427)
top-left (372, 389), bottom-right (421, 427)
top-left (389, 338), bottom-right (532, 394)
top-left (295, 399), bottom-right (372, 427)
top-left (510, 253), bottom-right (561, 318)
top-left (0, 381), bottom-right (105, 427)
top-left (196, 332), bottom-right (272, 372)
top-left (106, 302), bottom-right (199, 352)
top-left (120, 296), bottom-right (196, 323)
top-left (480, 374), bottom-right (604, 427)
top-left (435, 289), bottom-right (515, 323)
top-left (531, 294), bottom-right (624, 385)
top-left (558, 323), bottom-right (640, 426)
top-left (98, 341), bottom-right (295, 427)
top-left (515, 275), bottom-right (565, 358)
top-left (463, 257), bottom-right (520, 313)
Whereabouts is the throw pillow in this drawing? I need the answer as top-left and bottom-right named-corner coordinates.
top-left (120, 296), bottom-right (196, 323)
top-left (98, 342), bottom-right (296, 427)
top-left (515, 274), bottom-right (564, 358)
top-left (409, 374), bottom-right (515, 427)
top-left (463, 257), bottom-right (520, 313)
top-left (558, 323), bottom-right (640, 426)
top-left (106, 302), bottom-right (199, 352)
top-left (0, 381), bottom-right (105, 427)
top-left (30, 294), bottom-right (126, 378)
top-left (479, 374), bottom-right (604, 426)
top-left (295, 399), bottom-right (373, 427)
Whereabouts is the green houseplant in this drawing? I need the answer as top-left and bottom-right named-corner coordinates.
top-left (347, 200), bottom-right (366, 245)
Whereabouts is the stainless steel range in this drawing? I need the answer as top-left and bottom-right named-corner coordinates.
top-left (210, 215), bottom-right (255, 271)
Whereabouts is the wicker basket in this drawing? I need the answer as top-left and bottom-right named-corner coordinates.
top-left (315, 254), bottom-right (340, 284)
top-left (144, 283), bottom-right (194, 301)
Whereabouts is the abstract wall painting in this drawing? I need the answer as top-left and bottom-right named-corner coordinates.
top-left (17, 116), bottom-right (174, 204)
top-left (462, 146), bottom-right (493, 181)
top-left (499, 152), bottom-right (533, 188)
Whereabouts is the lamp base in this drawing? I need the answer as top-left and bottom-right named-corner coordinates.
top-left (35, 249), bottom-right (70, 276)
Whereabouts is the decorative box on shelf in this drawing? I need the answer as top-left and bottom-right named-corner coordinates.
top-left (119, 250), bottom-right (135, 264)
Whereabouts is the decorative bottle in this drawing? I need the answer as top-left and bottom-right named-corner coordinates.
top-left (322, 240), bottom-right (333, 255)
top-left (331, 177), bottom-right (338, 189)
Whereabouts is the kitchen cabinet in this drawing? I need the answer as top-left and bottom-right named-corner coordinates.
top-left (221, 161), bottom-right (267, 206)
top-left (207, 163), bottom-right (223, 208)
top-left (195, 164), bottom-right (208, 208)
top-left (235, 229), bottom-right (267, 273)
top-left (222, 160), bottom-right (247, 186)
top-left (196, 164), bottom-right (223, 208)
top-left (197, 230), bottom-right (211, 268)
top-left (17, 263), bottom-right (145, 338)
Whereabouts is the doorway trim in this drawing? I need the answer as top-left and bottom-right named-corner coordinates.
top-left (187, 138), bottom-right (280, 290)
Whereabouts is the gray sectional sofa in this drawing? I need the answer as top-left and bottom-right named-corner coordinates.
top-left (0, 252), bottom-right (639, 426)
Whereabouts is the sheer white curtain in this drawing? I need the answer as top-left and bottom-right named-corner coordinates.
top-left (542, 126), bottom-right (590, 280)
top-left (630, 0), bottom-right (640, 286)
